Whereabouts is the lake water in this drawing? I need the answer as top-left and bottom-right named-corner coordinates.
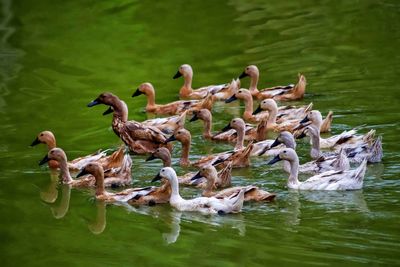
top-left (1, 0), bottom-right (399, 266)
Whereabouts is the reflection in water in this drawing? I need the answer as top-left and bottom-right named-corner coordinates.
top-left (86, 201), bottom-right (107, 235)
top-left (48, 184), bottom-right (72, 219)
top-left (39, 170), bottom-right (59, 204)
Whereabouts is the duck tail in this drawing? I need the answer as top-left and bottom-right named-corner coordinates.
top-left (320, 111), bottom-right (333, 133)
top-left (218, 161), bottom-right (232, 187)
top-left (304, 102), bottom-right (313, 113)
top-left (368, 136), bottom-right (383, 163)
top-left (353, 159), bottom-right (368, 182)
top-left (200, 93), bottom-right (214, 110)
top-left (363, 129), bottom-right (376, 144)
top-left (333, 148), bottom-right (350, 171)
top-left (255, 118), bottom-right (268, 141)
top-left (227, 188), bottom-right (245, 212)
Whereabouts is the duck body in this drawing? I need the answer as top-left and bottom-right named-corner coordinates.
top-left (141, 111), bottom-right (187, 134)
top-left (268, 148), bottom-right (367, 191)
top-left (173, 64), bottom-right (228, 99)
top-left (153, 167), bottom-right (245, 215)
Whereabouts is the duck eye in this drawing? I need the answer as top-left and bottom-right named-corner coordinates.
top-left (40, 133), bottom-right (44, 136)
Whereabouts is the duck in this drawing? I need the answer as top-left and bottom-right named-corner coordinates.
top-left (267, 131), bottom-right (350, 174)
top-left (30, 130), bottom-right (123, 171)
top-left (151, 167), bottom-right (245, 215)
top-left (39, 147), bottom-right (132, 187)
top-left (268, 148), bottom-right (368, 190)
top-left (189, 109), bottom-right (266, 142)
top-left (191, 164), bottom-right (276, 202)
top-left (87, 92), bottom-right (171, 154)
top-left (238, 65), bottom-right (306, 101)
top-left (252, 98), bottom-right (333, 133)
top-left (298, 124), bottom-right (382, 164)
top-left (212, 78), bottom-right (240, 101)
top-left (140, 110), bottom-right (188, 134)
top-left (132, 82), bottom-right (215, 115)
top-left (164, 128), bottom-right (192, 167)
top-left (76, 162), bottom-right (154, 202)
top-left (146, 147), bottom-right (233, 189)
top-left (225, 89), bottom-right (267, 123)
top-left (173, 64), bottom-right (228, 99)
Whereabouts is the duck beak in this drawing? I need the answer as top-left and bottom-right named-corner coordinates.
top-left (189, 113), bottom-right (199, 122)
top-left (39, 154), bottom-right (50, 166)
top-left (300, 116), bottom-right (310, 124)
top-left (76, 168), bottom-right (90, 178)
top-left (225, 94), bottom-right (237, 103)
top-left (190, 171), bottom-right (203, 181)
top-left (30, 137), bottom-right (41, 147)
top-left (145, 154), bottom-right (157, 162)
top-left (296, 131), bottom-right (307, 139)
top-left (103, 106), bottom-right (114, 115)
top-left (132, 88), bottom-right (143, 97)
top-left (270, 138), bottom-right (282, 148)
top-left (238, 71), bottom-right (248, 79)
top-left (267, 155), bottom-right (282, 165)
top-left (252, 105), bottom-right (262, 115)
top-left (221, 123), bottom-right (232, 132)
top-left (151, 172), bottom-right (162, 183)
top-left (212, 158), bottom-right (225, 166)
top-left (165, 135), bottom-right (176, 143)
top-left (87, 99), bottom-right (101, 107)
top-left (173, 70), bottom-right (182, 79)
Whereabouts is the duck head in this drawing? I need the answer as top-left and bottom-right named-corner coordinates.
top-left (268, 148), bottom-right (297, 165)
top-left (146, 147), bottom-right (171, 163)
top-left (189, 109), bottom-right (211, 122)
top-left (173, 64), bottom-right (193, 79)
top-left (31, 131), bottom-right (56, 147)
top-left (191, 165), bottom-right (218, 183)
top-left (253, 99), bottom-right (277, 115)
top-left (132, 82), bottom-right (154, 98)
top-left (225, 89), bottom-right (252, 103)
top-left (152, 167), bottom-right (176, 182)
top-left (299, 110), bottom-right (322, 127)
top-left (221, 118), bottom-right (245, 132)
top-left (39, 147), bottom-right (67, 166)
top-left (239, 65), bottom-right (259, 79)
top-left (165, 128), bottom-right (191, 144)
top-left (76, 162), bottom-right (103, 178)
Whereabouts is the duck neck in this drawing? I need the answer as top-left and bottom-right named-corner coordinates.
top-left (256, 119), bottom-right (268, 141)
top-left (309, 127), bottom-right (321, 159)
top-left (249, 73), bottom-right (259, 93)
top-left (267, 106), bottom-right (278, 126)
top-left (145, 89), bottom-right (156, 109)
top-left (288, 158), bottom-right (300, 186)
top-left (46, 139), bottom-right (56, 150)
top-left (242, 94), bottom-right (254, 120)
top-left (162, 156), bottom-right (172, 167)
top-left (180, 74), bottom-right (193, 96)
top-left (180, 140), bottom-right (191, 166)
top-left (202, 116), bottom-right (212, 139)
top-left (234, 126), bottom-right (245, 150)
top-left (169, 175), bottom-right (183, 203)
top-left (95, 170), bottom-right (106, 196)
top-left (59, 159), bottom-right (72, 184)
top-left (112, 100), bottom-right (129, 135)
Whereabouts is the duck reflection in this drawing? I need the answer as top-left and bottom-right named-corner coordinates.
top-left (39, 170), bottom-right (59, 204)
top-left (47, 184), bottom-right (72, 219)
top-left (86, 201), bottom-right (107, 235)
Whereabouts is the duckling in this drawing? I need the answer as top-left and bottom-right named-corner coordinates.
top-left (192, 164), bottom-right (276, 202)
top-left (253, 98), bottom-right (333, 133)
top-left (238, 65), bottom-right (305, 100)
top-left (141, 110), bottom-right (187, 134)
top-left (87, 92), bottom-right (171, 154)
top-left (152, 167), bottom-right (245, 214)
top-left (268, 131), bottom-right (350, 174)
top-left (132, 82), bottom-right (214, 115)
top-left (164, 128), bottom-right (192, 167)
top-left (268, 148), bottom-right (368, 190)
top-left (76, 162), bottom-right (153, 202)
top-left (173, 64), bottom-right (228, 99)
top-left (39, 148), bottom-right (132, 187)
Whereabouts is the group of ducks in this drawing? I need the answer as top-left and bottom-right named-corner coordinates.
top-left (31, 64), bottom-right (383, 215)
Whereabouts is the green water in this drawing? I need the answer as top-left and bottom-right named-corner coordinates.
top-left (1, 0), bottom-right (399, 266)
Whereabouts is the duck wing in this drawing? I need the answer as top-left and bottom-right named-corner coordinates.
top-left (124, 121), bottom-right (167, 143)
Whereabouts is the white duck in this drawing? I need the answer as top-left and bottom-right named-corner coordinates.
top-left (268, 148), bottom-right (368, 190)
top-left (152, 167), bottom-right (245, 215)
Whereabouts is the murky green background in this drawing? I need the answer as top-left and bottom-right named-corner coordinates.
top-left (1, 0), bottom-right (399, 266)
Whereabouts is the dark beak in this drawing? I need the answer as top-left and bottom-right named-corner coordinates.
top-left (252, 105), bottom-right (262, 115)
top-left (267, 155), bottom-right (282, 165)
top-left (165, 135), bottom-right (176, 143)
top-left (225, 94), bottom-right (237, 103)
top-left (103, 106), bottom-right (114, 115)
top-left (300, 116), bottom-right (310, 124)
top-left (212, 158), bottom-right (225, 166)
top-left (190, 171), bottom-right (203, 181)
top-left (132, 88), bottom-right (143, 97)
top-left (151, 172), bottom-right (162, 183)
top-left (189, 113), bottom-right (199, 122)
top-left (270, 138), bottom-right (282, 149)
top-left (173, 70), bottom-right (182, 79)
top-left (76, 168), bottom-right (90, 178)
top-left (296, 131), bottom-right (307, 139)
top-left (39, 154), bottom-right (50, 166)
top-left (30, 137), bottom-right (41, 147)
top-left (220, 123), bottom-right (232, 132)
top-left (238, 71), bottom-right (248, 79)
top-left (87, 99), bottom-right (101, 107)
top-left (146, 154), bottom-right (157, 162)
